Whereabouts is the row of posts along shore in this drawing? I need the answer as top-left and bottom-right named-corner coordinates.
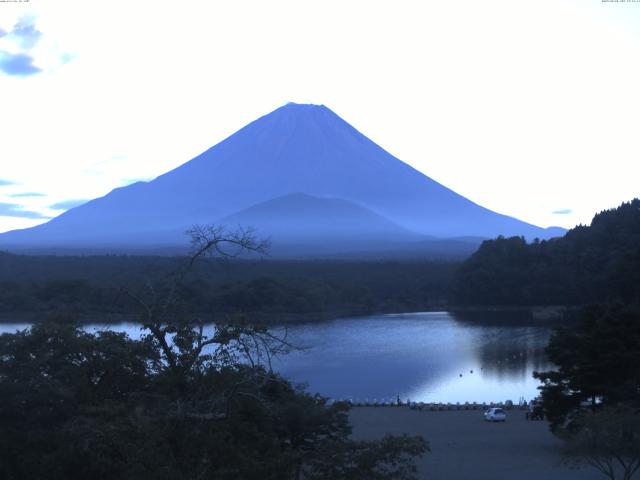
top-left (328, 398), bottom-right (532, 410)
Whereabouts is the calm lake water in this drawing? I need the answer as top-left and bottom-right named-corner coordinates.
top-left (0, 311), bottom-right (553, 403)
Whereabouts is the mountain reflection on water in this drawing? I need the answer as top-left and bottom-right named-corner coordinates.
top-left (0, 311), bottom-right (554, 403)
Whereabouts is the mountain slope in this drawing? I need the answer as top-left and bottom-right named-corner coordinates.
top-left (221, 193), bottom-right (420, 241)
top-left (218, 193), bottom-right (426, 256)
top-left (0, 102), bottom-right (564, 251)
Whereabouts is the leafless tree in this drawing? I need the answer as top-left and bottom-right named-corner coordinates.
top-left (118, 225), bottom-right (300, 375)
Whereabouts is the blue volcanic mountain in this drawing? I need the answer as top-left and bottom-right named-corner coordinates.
top-left (0, 103), bottom-right (564, 255)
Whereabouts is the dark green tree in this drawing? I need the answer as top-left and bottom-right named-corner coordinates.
top-left (534, 305), bottom-right (640, 479)
top-left (534, 305), bottom-right (640, 430)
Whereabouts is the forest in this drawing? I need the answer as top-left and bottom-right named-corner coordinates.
top-left (0, 252), bottom-right (457, 322)
top-left (451, 199), bottom-right (640, 307)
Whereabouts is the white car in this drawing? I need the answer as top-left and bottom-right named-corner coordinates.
top-left (484, 408), bottom-right (507, 422)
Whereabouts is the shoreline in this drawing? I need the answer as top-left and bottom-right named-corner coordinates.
top-left (0, 305), bottom-right (569, 325)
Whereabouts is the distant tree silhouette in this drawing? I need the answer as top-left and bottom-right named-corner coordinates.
top-left (451, 199), bottom-right (640, 307)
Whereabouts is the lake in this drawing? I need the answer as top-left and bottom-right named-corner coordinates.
top-left (0, 311), bottom-right (553, 403)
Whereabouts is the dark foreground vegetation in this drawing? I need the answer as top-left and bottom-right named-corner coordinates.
top-left (452, 199), bottom-right (640, 307)
top-left (534, 305), bottom-right (640, 480)
top-left (0, 227), bottom-right (428, 480)
top-left (0, 322), bottom-right (427, 480)
top-left (0, 253), bottom-right (457, 322)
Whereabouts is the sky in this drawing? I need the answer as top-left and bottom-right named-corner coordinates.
top-left (0, 0), bottom-right (639, 234)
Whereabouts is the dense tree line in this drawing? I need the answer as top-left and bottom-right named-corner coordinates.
top-left (0, 254), bottom-right (457, 321)
top-left (450, 199), bottom-right (640, 306)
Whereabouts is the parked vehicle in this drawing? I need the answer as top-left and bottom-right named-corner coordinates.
top-left (525, 402), bottom-right (544, 420)
top-left (484, 408), bottom-right (506, 422)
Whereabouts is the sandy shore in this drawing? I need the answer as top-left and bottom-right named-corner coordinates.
top-left (349, 407), bottom-right (602, 480)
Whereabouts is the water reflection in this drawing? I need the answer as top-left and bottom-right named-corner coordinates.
top-left (0, 311), bottom-right (554, 403)
top-left (271, 312), bottom-right (553, 403)
top-left (449, 310), bottom-right (550, 380)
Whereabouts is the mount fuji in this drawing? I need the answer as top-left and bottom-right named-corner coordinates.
top-left (0, 103), bottom-right (564, 256)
